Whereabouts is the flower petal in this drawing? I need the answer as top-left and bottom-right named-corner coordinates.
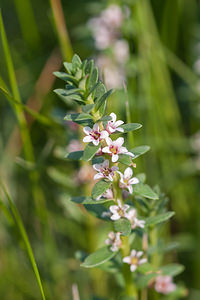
top-left (109, 205), bottom-right (118, 213)
top-left (110, 112), bottom-right (116, 123)
top-left (83, 126), bottom-right (92, 135)
top-left (94, 173), bottom-right (104, 180)
top-left (116, 127), bottom-right (124, 132)
top-left (93, 164), bottom-right (101, 171)
top-left (129, 177), bottom-right (139, 185)
top-left (83, 136), bottom-right (93, 143)
top-left (136, 251), bottom-right (143, 257)
top-left (112, 154), bottom-right (119, 162)
top-left (105, 137), bottom-right (112, 146)
top-left (102, 146), bottom-right (110, 153)
top-left (115, 137), bottom-right (124, 147)
top-left (127, 185), bottom-right (133, 194)
top-left (115, 120), bottom-right (124, 127)
top-left (93, 123), bottom-right (99, 131)
top-left (101, 130), bottom-right (109, 139)
top-left (130, 264), bottom-right (137, 272)
top-left (103, 159), bottom-right (109, 168)
top-left (93, 139), bottom-right (99, 146)
top-left (124, 167), bottom-right (133, 179)
top-left (110, 214), bottom-right (121, 220)
top-left (131, 249), bottom-right (136, 257)
top-left (123, 256), bottom-right (131, 264)
top-left (139, 258), bottom-right (147, 265)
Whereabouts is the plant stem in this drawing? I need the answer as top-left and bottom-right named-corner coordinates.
top-left (121, 236), bottom-right (138, 299)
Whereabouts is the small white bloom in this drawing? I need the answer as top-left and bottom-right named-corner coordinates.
top-left (123, 250), bottom-right (147, 272)
top-left (93, 159), bottom-right (118, 181)
top-left (105, 231), bottom-right (122, 252)
top-left (113, 40), bottom-right (129, 64)
top-left (118, 167), bottom-right (139, 193)
top-left (102, 137), bottom-right (134, 162)
top-left (155, 276), bottom-right (176, 294)
top-left (106, 113), bottom-right (124, 134)
top-left (126, 209), bottom-right (145, 229)
top-left (101, 5), bottom-right (123, 28)
top-left (83, 123), bottom-right (109, 146)
top-left (109, 199), bottom-right (129, 220)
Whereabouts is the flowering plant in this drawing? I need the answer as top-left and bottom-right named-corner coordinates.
top-left (54, 54), bottom-right (186, 299)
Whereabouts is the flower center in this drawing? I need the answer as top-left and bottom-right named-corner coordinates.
top-left (118, 207), bottom-right (124, 217)
top-left (91, 130), bottom-right (101, 140)
top-left (102, 167), bottom-right (112, 176)
top-left (109, 145), bottom-right (118, 154)
top-left (131, 257), bottom-right (139, 265)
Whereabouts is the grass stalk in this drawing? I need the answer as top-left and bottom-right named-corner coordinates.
top-left (0, 181), bottom-right (46, 300)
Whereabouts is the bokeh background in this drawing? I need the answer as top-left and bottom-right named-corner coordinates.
top-left (0, 0), bottom-right (200, 299)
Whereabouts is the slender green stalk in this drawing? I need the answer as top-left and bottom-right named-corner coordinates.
top-left (49, 0), bottom-right (73, 61)
top-left (0, 10), bottom-right (47, 221)
top-left (0, 181), bottom-right (46, 300)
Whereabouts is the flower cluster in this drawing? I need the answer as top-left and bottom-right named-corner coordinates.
top-left (88, 4), bottom-right (130, 89)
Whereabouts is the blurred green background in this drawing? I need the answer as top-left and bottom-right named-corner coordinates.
top-left (0, 0), bottom-right (200, 299)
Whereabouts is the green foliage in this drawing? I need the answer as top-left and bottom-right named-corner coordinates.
top-left (81, 246), bottom-right (117, 268)
top-left (92, 180), bottom-right (112, 199)
top-left (114, 218), bottom-right (131, 236)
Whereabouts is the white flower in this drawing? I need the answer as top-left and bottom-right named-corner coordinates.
top-left (101, 5), bottom-right (123, 28)
top-left (106, 113), bottom-right (124, 134)
top-left (118, 167), bottom-right (139, 193)
top-left (102, 137), bottom-right (134, 162)
top-left (155, 276), bottom-right (176, 294)
top-left (105, 231), bottom-right (122, 252)
top-left (113, 40), bottom-right (129, 64)
top-left (102, 188), bottom-right (114, 199)
top-left (83, 123), bottom-right (109, 146)
top-left (109, 199), bottom-right (129, 220)
top-left (93, 159), bottom-right (118, 181)
top-left (126, 209), bottom-right (145, 229)
top-left (123, 250), bottom-right (147, 272)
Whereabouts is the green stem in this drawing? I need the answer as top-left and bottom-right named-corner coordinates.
top-left (121, 236), bottom-right (138, 299)
top-left (0, 11), bottom-right (47, 222)
top-left (0, 181), bottom-right (46, 300)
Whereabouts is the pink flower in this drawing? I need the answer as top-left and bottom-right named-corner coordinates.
top-left (106, 113), bottom-right (124, 134)
top-left (113, 40), bottom-right (129, 64)
top-left (123, 250), bottom-right (147, 272)
top-left (102, 137), bottom-right (134, 162)
top-left (109, 199), bottom-right (129, 220)
top-left (101, 5), bottom-right (123, 29)
top-left (93, 159), bottom-right (118, 181)
top-left (126, 209), bottom-right (145, 229)
top-left (105, 231), bottom-right (122, 252)
top-left (67, 140), bottom-right (82, 153)
top-left (155, 276), bottom-right (176, 294)
top-left (83, 123), bottom-right (109, 146)
top-left (118, 167), bottom-right (139, 193)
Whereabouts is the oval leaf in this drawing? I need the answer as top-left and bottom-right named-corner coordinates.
top-left (65, 151), bottom-right (83, 160)
top-left (71, 196), bottom-right (112, 205)
top-left (92, 180), bottom-right (112, 199)
top-left (81, 246), bottom-right (117, 268)
top-left (134, 184), bottom-right (159, 200)
top-left (82, 143), bottom-right (100, 161)
top-left (114, 218), bottom-right (131, 236)
top-left (64, 113), bottom-right (93, 122)
top-left (159, 264), bottom-right (184, 277)
top-left (130, 146), bottom-right (150, 159)
top-left (114, 123), bottom-right (142, 134)
top-left (145, 212), bottom-right (175, 226)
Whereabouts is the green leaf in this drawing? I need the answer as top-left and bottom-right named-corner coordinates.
top-left (159, 264), bottom-right (184, 277)
top-left (82, 104), bottom-right (94, 113)
top-left (118, 154), bottom-right (132, 166)
top-left (130, 146), bottom-right (150, 159)
top-left (71, 196), bottom-right (112, 205)
top-left (114, 123), bottom-right (142, 134)
top-left (92, 180), bottom-right (112, 199)
top-left (81, 246), bottom-right (117, 268)
top-left (72, 54), bottom-right (82, 73)
top-left (63, 62), bottom-right (73, 74)
top-left (65, 151), bottom-right (83, 160)
top-left (82, 143), bottom-right (100, 161)
top-left (114, 218), bottom-right (131, 236)
top-left (64, 113), bottom-right (93, 122)
top-left (145, 212), bottom-right (175, 226)
top-left (98, 115), bottom-right (112, 122)
top-left (94, 82), bottom-right (106, 99)
top-left (94, 89), bottom-right (113, 112)
top-left (134, 184), bottom-right (159, 200)
top-left (137, 263), bottom-right (155, 274)
top-left (53, 71), bottom-right (78, 85)
top-left (87, 67), bottom-right (98, 91)
top-left (136, 273), bottom-right (158, 289)
top-left (54, 89), bottom-right (84, 105)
